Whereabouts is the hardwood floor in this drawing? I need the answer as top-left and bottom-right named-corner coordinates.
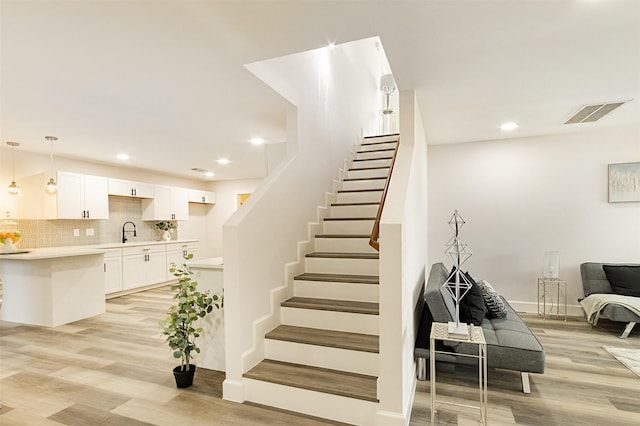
top-left (1, 286), bottom-right (639, 425)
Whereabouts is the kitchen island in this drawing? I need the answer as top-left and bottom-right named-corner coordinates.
top-left (0, 247), bottom-right (106, 327)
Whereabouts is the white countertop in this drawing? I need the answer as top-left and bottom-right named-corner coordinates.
top-left (92, 239), bottom-right (198, 249)
top-left (0, 246), bottom-right (106, 260)
top-left (188, 257), bottom-right (223, 270)
top-left (0, 239), bottom-right (199, 260)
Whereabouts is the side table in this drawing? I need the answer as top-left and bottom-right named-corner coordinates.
top-left (430, 322), bottom-right (487, 425)
top-left (537, 278), bottom-right (567, 321)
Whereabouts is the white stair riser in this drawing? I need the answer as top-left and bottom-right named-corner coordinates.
top-left (243, 379), bottom-right (378, 425)
top-left (305, 256), bottom-right (378, 275)
top-left (323, 219), bottom-right (375, 234)
top-left (330, 203), bottom-right (379, 218)
top-left (342, 179), bottom-right (386, 191)
top-left (337, 191), bottom-right (383, 204)
top-left (281, 307), bottom-right (378, 335)
top-left (294, 280), bottom-right (379, 302)
top-left (351, 158), bottom-right (392, 169)
top-left (265, 340), bottom-right (379, 376)
top-left (347, 168), bottom-right (389, 179)
top-left (358, 141), bottom-right (397, 152)
top-left (355, 150), bottom-right (395, 161)
top-left (314, 237), bottom-right (376, 253)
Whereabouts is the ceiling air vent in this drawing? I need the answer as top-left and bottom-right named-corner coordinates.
top-left (564, 101), bottom-right (626, 124)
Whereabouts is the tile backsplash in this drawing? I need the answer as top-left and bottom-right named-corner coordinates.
top-left (13, 197), bottom-right (178, 249)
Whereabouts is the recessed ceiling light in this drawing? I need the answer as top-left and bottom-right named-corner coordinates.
top-left (117, 153), bottom-right (130, 160)
top-left (217, 158), bottom-right (230, 165)
top-left (250, 137), bottom-right (265, 145)
top-left (500, 122), bottom-right (518, 131)
top-left (205, 171), bottom-right (214, 177)
top-left (328, 42), bottom-right (336, 50)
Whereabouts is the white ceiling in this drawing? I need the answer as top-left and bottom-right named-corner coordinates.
top-left (2, 1), bottom-right (639, 181)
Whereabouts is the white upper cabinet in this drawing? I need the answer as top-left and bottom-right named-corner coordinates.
top-left (45, 172), bottom-right (109, 219)
top-left (188, 189), bottom-right (215, 204)
top-left (141, 185), bottom-right (189, 221)
top-left (108, 178), bottom-right (154, 198)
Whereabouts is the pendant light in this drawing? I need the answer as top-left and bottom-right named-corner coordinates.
top-left (45, 136), bottom-right (58, 194)
top-left (6, 141), bottom-right (21, 196)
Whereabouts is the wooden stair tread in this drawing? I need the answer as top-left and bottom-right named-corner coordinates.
top-left (337, 188), bottom-right (383, 193)
top-left (352, 157), bottom-right (393, 162)
top-left (282, 297), bottom-right (379, 315)
top-left (323, 217), bottom-right (375, 221)
top-left (266, 325), bottom-right (379, 353)
top-left (356, 148), bottom-right (396, 155)
top-left (314, 234), bottom-right (370, 238)
top-left (342, 176), bottom-right (387, 182)
top-left (348, 165), bottom-right (390, 171)
top-left (294, 272), bottom-right (379, 284)
top-left (331, 202), bottom-right (379, 207)
top-left (245, 360), bottom-right (378, 402)
top-left (305, 252), bottom-right (378, 259)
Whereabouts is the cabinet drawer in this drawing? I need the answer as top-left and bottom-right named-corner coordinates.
top-left (103, 248), bottom-right (122, 259)
top-left (166, 242), bottom-right (199, 252)
top-left (122, 244), bottom-right (165, 256)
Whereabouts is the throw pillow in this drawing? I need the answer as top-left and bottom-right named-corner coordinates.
top-left (448, 269), bottom-right (486, 326)
top-left (477, 279), bottom-right (508, 319)
top-left (603, 265), bottom-right (640, 297)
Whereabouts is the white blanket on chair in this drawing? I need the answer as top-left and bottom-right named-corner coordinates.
top-left (580, 293), bottom-right (640, 325)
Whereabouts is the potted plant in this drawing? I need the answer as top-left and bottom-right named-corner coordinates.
top-left (160, 254), bottom-right (223, 388)
top-left (155, 221), bottom-right (177, 241)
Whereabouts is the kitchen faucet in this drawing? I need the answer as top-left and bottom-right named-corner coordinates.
top-left (122, 221), bottom-right (137, 243)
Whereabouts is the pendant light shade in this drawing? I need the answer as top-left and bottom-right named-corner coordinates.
top-left (6, 141), bottom-right (21, 196)
top-left (45, 136), bottom-right (58, 194)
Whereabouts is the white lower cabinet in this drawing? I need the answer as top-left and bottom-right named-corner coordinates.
top-left (166, 242), bottom-right (199, 280)
top-left (122, 245), bottom-right (167, 290)
top-left (104, 248), bottom-right (123, 295)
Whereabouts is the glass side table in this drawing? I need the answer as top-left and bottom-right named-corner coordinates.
top-left (537, 277), bottom-right (567, 321)
top-left (430, 322), bottom-right (487, 425)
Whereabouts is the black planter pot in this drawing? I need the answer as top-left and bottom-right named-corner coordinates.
top-left (173, 364), bottom-right (196, 388)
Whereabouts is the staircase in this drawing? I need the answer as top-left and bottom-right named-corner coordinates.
top-left (243, 134), bottom-right (399, 425)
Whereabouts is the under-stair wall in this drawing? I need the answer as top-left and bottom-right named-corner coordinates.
top-left (376, 90), bottom-right (428, 425)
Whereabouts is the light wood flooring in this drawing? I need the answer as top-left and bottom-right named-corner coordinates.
top-left (1, 286), bottom-right (639, 425)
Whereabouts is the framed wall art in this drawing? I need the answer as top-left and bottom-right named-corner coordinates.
top-left (608, 162), bottom-right (640, 203)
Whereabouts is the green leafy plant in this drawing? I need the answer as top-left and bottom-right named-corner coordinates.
top-left (156, 221), bottom-right (177, 231)
top-left (160, 254), bottom-right (222, 371)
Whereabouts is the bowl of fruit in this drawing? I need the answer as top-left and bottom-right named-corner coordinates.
top-left (0, 219), bottom-right (21, 253)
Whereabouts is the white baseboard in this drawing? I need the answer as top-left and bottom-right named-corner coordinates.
top-left (509, 300), bottom-right (584, 318)
top-left (222, 378), bottom-right (245, 403)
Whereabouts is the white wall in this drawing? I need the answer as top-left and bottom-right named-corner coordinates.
top-left (222, 37), bottom-right (390, 403)
top-left (377, 91), bottom-right (428, 425)
top-left (428, 125), bottom-right (640, 314)
top-left (203, 178), bottom-right (263, 257)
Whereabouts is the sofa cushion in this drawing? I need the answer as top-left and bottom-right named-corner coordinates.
top-left (603, 265), bottom-right (640, 297)
top-left (456, 298), bottom-right (545, 373)
top-left (455, 271), bottom-right (486, 326)
top-left (477, 279), bottom-right (508, 319)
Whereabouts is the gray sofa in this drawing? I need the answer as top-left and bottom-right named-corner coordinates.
top-left (580, 262), bottom-right (640, 338)
top-left (415, 263), bottom-right (545, 393)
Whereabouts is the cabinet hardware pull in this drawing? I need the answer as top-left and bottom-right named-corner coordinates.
top-left (86, 210), bottom-right (90, 218)
top-left (104, 263), bottom-right (106, 272)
